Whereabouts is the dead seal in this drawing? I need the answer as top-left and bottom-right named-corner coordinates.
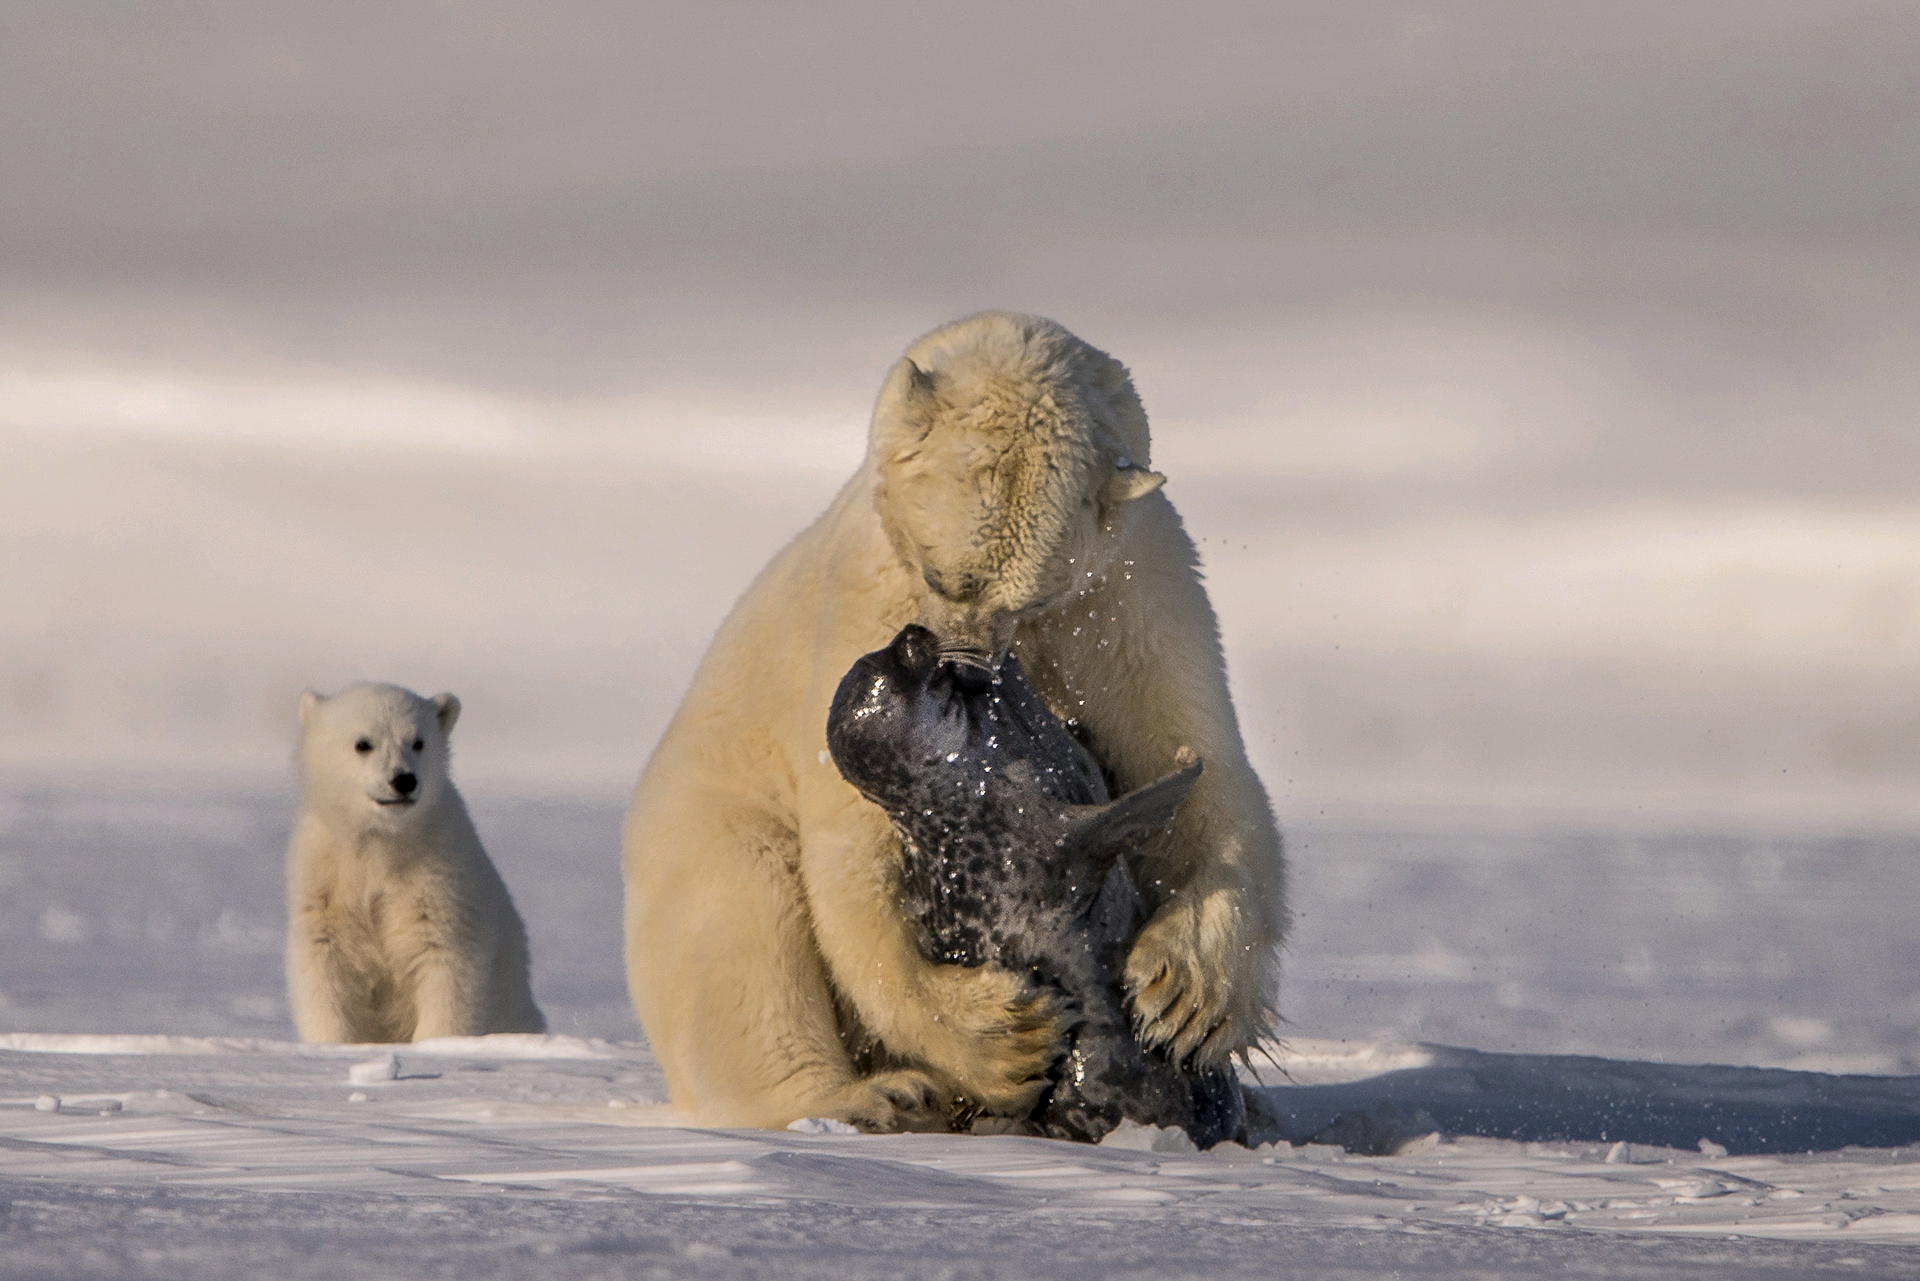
top-left (826, 624), bottom-right (1246, 1147)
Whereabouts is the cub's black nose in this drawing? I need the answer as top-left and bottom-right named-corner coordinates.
top-left (947, 661), bottom-right (994, 696)
top-left (391, 772), bottom-right (418, 796)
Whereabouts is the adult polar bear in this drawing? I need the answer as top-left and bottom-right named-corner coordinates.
top-left (625, 312), bottom-right (1284, 1130)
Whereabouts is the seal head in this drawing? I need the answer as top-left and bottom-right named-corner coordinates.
top-left (827, 625), bottom-right (1244, 1146)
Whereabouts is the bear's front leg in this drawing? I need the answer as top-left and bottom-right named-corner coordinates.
top-left (1124, 861), bottom-right (1273, 1066)
top-left (395, 896), bottom-right (490, 1041)
top-left (798, 801), bottom-right (1068, 1116)
top-left (408, 952), bottom-right (488, 1040)
top-left (286, 914), bottom-right (363, 1044)
top-left (1040, 503), bottom-right (1285, 1071)
top-left (1115, 751), bottom-right (1283, 1068)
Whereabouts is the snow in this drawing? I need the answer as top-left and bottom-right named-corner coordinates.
top-left (2, 781), bottom-right (1918, 1276)
top-left (788, 1117), bottom-right (862, 1136)
top-left (2, 1033), bottom-right (1918, 1279)
top-left (345, 1054), bottom-right (399, 1085)
top-left (0, 1031), bottom-right (620, 1061)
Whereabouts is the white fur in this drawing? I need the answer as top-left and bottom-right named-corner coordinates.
top-left (286, 683), bottom-right (544, 1043)
top-left (624, 312), bottom-right (1284, 1130)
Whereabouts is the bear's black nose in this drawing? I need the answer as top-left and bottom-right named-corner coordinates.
top-left (391, 772), bottom-right (417, 796)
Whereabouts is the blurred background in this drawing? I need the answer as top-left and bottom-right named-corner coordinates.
top-left (1, 3), bottom-right (1916, 1066)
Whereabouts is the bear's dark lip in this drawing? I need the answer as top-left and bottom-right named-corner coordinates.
top-left (373, 797), bottom-right (417, 807)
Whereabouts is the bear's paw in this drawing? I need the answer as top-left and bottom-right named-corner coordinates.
top-left (1124, 904), bottom-right (1258, 1069)
top-left (920, 963), bottom-right (1072, 1115)
top-left (836, 1070), bottom-right (951, 1134)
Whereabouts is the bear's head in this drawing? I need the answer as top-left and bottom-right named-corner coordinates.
top-left (297, 682), bottom-right (461, 831)
top-left (869, 312), bottom-right (1167, 677)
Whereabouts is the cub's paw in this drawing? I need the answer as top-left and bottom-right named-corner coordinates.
top-left (1124, 908), bottom-right (1252, 1068)
top-left (837, 1070), bottom-right (950, 1134)
top-left (923, 963), bottom-right (1072, 1115)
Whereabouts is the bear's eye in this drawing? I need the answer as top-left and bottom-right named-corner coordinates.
top-left (354, 739), bottom-right (373, 754)
top-left (411, 738), bottom-right (424, 752)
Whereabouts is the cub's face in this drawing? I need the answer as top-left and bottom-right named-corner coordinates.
top-left (298, 684), bottom-right (460, 829)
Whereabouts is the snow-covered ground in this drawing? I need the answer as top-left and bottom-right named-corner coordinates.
top-left (3, 782), bottom-right (1918, 1277)
top-left (3, 1033), bottom-right (1918, 1278)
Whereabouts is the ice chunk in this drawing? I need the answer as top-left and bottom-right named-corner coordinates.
top-left (1099, 1119), bottom-right (1198, 1153)
top-left (1697, 1138), bottom-right (1728, 1158)
top-left (347, 1053), bottom-right (400, 1085)
top-left (1653, 1175), bottom-right (1735, 1200)
top-left (786, 1117), bottom-right (859, 1135)
top-left (33, 1094), bottom-right (59, 1112)
top-left (1604, 1141), bottom-right (1667, 1165)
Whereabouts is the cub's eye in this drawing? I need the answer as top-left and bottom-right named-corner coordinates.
top-left (354, 739), bottom-right (373, 754)
top-left (411, 738), bottom-right (424, 752)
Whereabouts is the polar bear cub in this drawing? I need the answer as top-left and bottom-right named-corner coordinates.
top-left (286, 682), bottom-right (544, 1043)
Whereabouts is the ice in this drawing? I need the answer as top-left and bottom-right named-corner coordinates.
top-left (786, 1116), bottom-right (859, 1135)
top-left (33, 1093), bottom-right (58, 1112)
top-left (406, 1033), bottom-right (620, 1060)
top-left (346, 1053), bottom-right (399, 1084)
top-left (2, 780), bottom-right (1918, 1276)
top-left (1, 1040), bottom-right (1917, 1276)
top-left (0, 1031), bottom-right (619, 1060)
top-left (1606, 1140), bottom-right (1666, 1164)
top-left (1098, 1118), bottom-right (1200, 1152)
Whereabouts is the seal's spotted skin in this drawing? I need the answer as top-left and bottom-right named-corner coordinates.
top-left (827, 625), bottom-right (1245, 1147)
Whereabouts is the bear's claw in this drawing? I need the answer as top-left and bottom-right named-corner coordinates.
top-left (1125, 908), bottom-right (1254, 1070)
top-left (839, 1069), bottom-right (950, 1133)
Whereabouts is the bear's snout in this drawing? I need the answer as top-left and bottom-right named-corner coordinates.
top-left (391, 772), bottom-right (417, 797)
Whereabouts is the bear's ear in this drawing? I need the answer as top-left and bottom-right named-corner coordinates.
top-left (431, 692), bottom-right (461, 735)
top-left (1100, 460), bottom-right (1166, 506)
top-left (873, 357), bottom-right (940, 458)
top-left (298, 690), bottom-right (322, 729)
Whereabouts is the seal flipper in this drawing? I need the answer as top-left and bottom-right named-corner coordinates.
top-left (1042, 760), bottom-right (1203, 905)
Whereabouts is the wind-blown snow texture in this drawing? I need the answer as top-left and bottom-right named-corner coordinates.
top-left (2, 782), bottom-right (1918, 1278)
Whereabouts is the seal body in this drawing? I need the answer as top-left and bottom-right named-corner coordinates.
top-left (827, 625), bottom-right (1245, 1146)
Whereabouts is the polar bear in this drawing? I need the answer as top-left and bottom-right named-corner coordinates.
top-left (286, 682), bottom-right (545, 1043)
top-left (623, 311), bottom-right (1284, 1130)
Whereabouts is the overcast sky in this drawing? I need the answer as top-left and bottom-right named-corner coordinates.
top-left (2, 3), bottom-right (1916, 819)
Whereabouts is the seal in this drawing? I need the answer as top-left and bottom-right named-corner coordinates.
top-left (826, 624), bottom-right (1246, 1147)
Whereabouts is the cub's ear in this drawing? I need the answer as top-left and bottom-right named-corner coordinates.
top-left (1100, 460), bottom-right (1167, 506)
top-left (872, 356), bottom-right (940, 458)
top-left (298, 690), bottom-right (322, 728)
top-left (431, 692), bottom-right (461, 735)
